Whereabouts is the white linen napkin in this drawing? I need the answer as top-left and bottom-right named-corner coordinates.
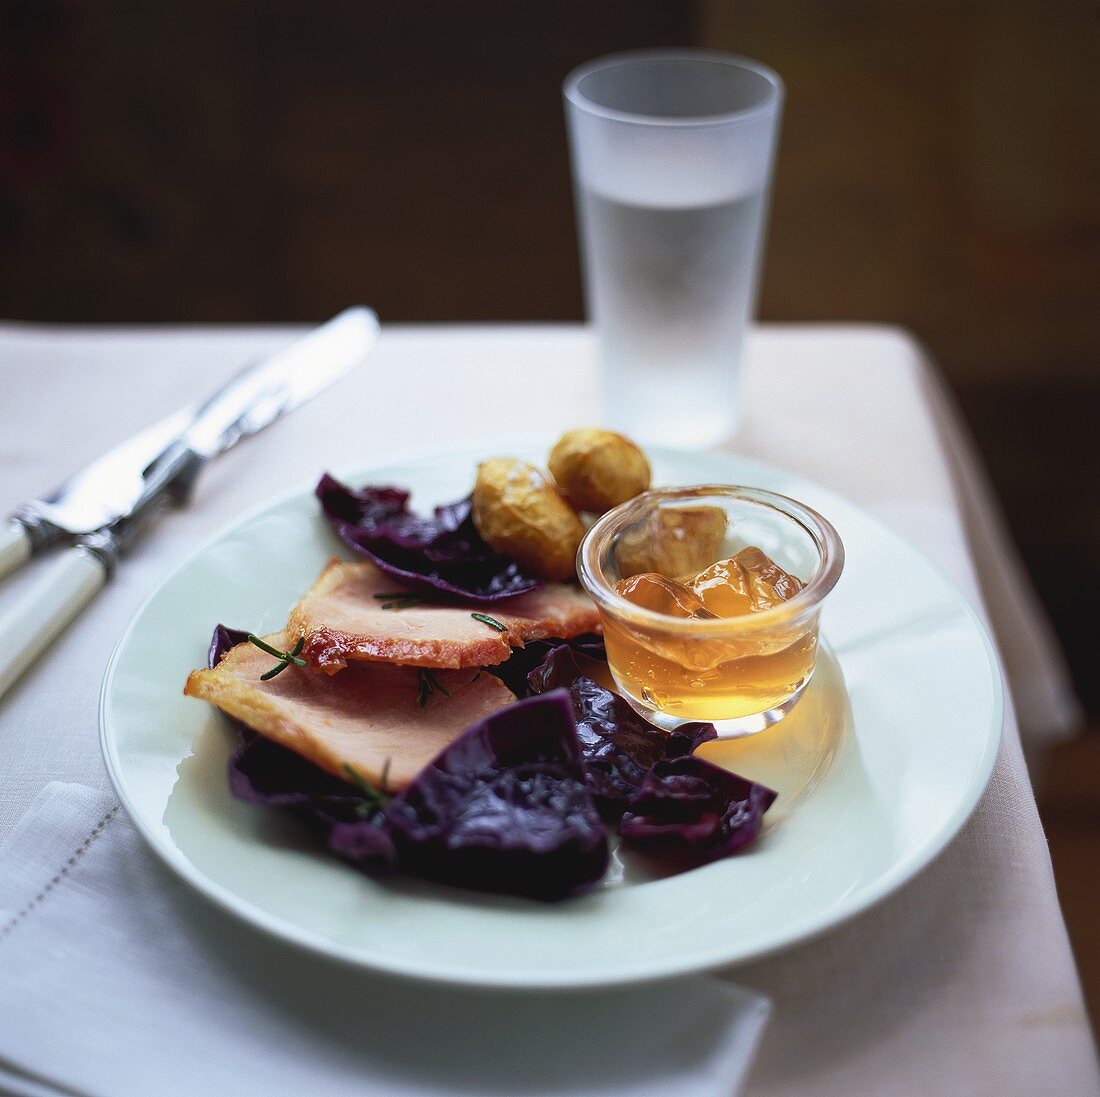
top-left (0, 783), bottom-right (771, 1097)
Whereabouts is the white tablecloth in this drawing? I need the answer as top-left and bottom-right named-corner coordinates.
top-left (0, 322), bottom-right (1095, 1094)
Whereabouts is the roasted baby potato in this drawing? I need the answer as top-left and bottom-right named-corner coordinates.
top-left (472, 458), bottom-right (585, 581)
top-left (615, 505), bottom-right (728, 580)
top-left (548, 429), bottom-right (651, 514)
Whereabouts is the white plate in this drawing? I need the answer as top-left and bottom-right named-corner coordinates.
top-left (100, 443), bottom-right (1001, 989)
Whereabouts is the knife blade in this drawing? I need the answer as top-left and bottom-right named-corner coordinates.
top-left (3, 307), bottom-right (378, 572)
top-left (91, 306), bottom-right (380, 563)
top-left (180, 304), bottom-right (381, 461)
top-left (0, 307), bottom-right (379, 700)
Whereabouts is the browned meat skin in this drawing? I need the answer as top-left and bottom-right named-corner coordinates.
top-left (288, 559), bottom-right (600, 673)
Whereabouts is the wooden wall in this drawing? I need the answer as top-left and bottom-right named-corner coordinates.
top-left (705, 0), bottom-right (1099, 385)
top-left (0, 1), bottom-right (695, 322)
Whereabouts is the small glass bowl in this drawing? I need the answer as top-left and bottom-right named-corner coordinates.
top-left (577, 485), bottom-right (844, 737)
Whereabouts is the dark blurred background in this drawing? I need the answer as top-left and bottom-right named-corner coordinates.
top-left (2, 0), bottom-right (1098, 1016)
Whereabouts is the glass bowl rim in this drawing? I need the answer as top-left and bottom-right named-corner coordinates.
top-left (576, 484), bottom-right (845, 634)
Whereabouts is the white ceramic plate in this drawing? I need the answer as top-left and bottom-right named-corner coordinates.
top-left (101, 443), bottom-right (1001, 989)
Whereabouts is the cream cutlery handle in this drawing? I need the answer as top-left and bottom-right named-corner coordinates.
top-left (0, 547), bottom-right (108, 700)
top-left (0, 521), bottom-right (32, 581)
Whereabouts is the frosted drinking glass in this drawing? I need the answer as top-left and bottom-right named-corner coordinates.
top-left (564, 50), bottom-right (784, 447)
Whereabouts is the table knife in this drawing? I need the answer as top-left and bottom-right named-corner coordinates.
top-left (0, 306), bottom-right (379, 699)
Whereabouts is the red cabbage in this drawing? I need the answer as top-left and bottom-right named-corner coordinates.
top-left (230, 735), bottom-right (399, 873)
top-left (528, 645), bottom-right (717, 821)
top-left (209, 624), bottom-right (250, 668)
top-left (487, 634), bottom-right (605, 698)
top-left (316, 473), bottom-right (541, 603)
top-left (619, 756), bottom-right (777, 864)
top-left (322, 815), bottom-right (399, 870)
top-left (383, 690), bottom-right (609, 901)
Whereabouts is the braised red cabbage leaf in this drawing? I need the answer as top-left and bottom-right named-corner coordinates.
top-left (383, 689), bottom-right (609, 901)
top-left (619, 756), bottom-right (777, 864)
top-left (527, 645), bottom-right (717, 821)
top-left (316, 473), bottom-right (541, 602)
top-left (487, 634), bottom-right (605, 698)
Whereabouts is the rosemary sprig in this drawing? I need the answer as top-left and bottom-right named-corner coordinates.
top-left (248, 634), bottom-right (307, 680)
top-left (372, 591), bottom-right (425, 611)
top-left (470, 612), bottom-right (507, 633)
top-left (416, 668), bottom-right (451, 708)
top-left (342, 761), bottom-right (393, 813)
